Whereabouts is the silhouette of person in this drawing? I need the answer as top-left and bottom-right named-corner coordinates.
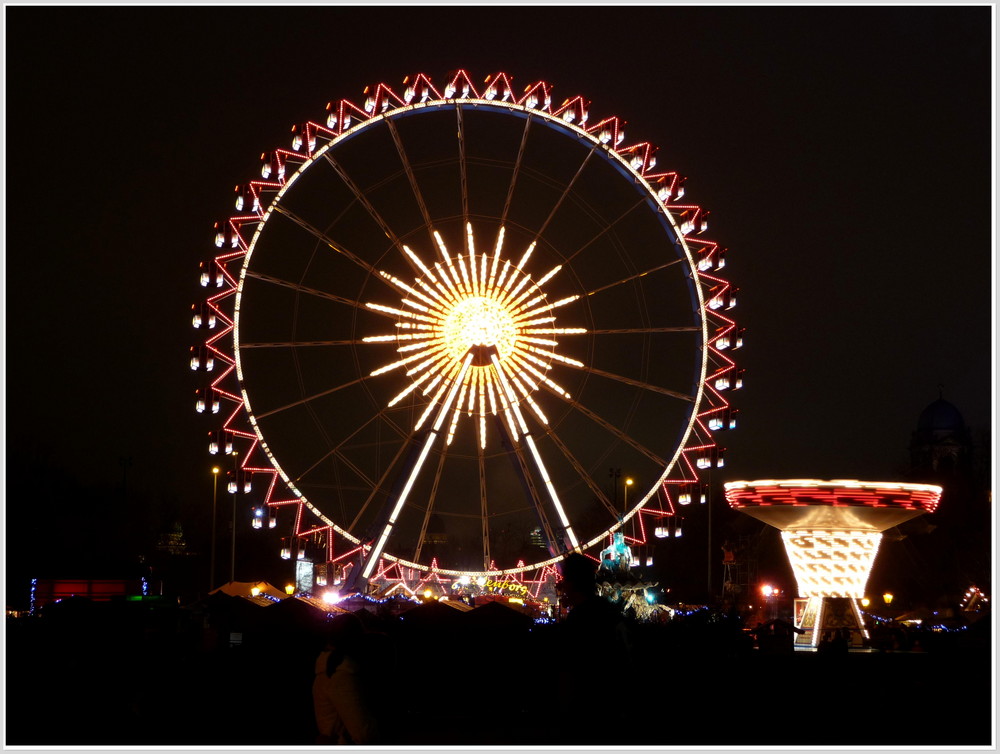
top-left (721, 541), bottom-right (736, 564)
top-left (312, 612), bottom-right (381, 745)
top-left (554, 553), bottom-right (632, 743)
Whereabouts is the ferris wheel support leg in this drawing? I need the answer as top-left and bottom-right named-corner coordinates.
top-left (345, 352), bottom-right (475, 594)
top-left (342, 429), bottom-right (436, 595)
top-left (494, 414), bottom-right (561, 559)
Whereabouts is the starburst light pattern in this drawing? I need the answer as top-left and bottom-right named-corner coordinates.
top-left (363, 224), bottom-right (585, 451)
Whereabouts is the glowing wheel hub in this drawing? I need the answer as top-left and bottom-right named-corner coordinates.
top-left (441, 294), bottom-right (519, 361)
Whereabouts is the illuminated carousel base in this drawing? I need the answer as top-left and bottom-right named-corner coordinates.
top-left (795, 597), bottom-right (869, 648)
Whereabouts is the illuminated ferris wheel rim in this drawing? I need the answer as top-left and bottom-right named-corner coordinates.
top-left (203, 71), bottom-right (737, 580)
top-left (232, 98), bottom-right (710, 551)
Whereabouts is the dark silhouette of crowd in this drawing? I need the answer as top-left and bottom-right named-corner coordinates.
top-left (5, 584), bottom-right (992, 748)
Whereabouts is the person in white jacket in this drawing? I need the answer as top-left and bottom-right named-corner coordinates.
top-left (312, 613), bottom-right (381, 745)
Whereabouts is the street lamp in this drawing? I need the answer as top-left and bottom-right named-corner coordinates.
top-left (761, 584), bottom-right (778, 619)
top-left (229, 450), bottom-right (238, 584)
top-left (210, 466), bottom-right (220, 591)
top-left (883, 592), bottom-right (894, 605)
top-left (622, 477), bottom-right (637, 565)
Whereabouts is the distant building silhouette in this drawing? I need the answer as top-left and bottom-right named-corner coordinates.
top-left (874, 391), bottom-right (991, 613)
top-left (909, 393), bottom-right (974, 476)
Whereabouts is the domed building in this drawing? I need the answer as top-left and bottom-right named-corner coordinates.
top-left (909, 393), bottom-right (974, 476)
top-left (869, 392), bottom-right (991, 615)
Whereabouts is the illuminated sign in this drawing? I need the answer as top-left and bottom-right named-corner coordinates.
top-left (483, 578), bottom-right (529, 596)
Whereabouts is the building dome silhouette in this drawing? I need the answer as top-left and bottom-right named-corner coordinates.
top-left (910, 392), bottom-right (972, 477)
top-left (916, 397), bottom-right (966, 432)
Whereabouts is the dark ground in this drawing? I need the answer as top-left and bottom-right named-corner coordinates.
top-left (4, 597), bottom-right (994, 749)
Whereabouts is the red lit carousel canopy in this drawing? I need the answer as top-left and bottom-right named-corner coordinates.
top-left (723, 480), bottom-right (942, 533)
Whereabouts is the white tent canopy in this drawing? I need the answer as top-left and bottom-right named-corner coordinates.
top-left (210, 581), bottom-right (287, 600)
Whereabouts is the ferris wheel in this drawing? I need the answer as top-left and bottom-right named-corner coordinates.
top-left (190, 70), bottom-right (742, 593)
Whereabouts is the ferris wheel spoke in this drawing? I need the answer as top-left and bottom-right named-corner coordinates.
top-left (456, 105), bottom-right (470, 225)
top-left (583, 258), bottom-right (687, 298)
top-left (532, 142), bottom-right (599, 245)
top-left (584, 327), bottom-right (698, 335)
top-left (412, 446), bottom-right (449, 565)
top-left (577, 363), bottom-right (695, 403)
top-left (500, 114), bottom-right (533, 229)
top-left (243, 269), bottom-right (367, 310)
top-left (321, 152), bottom-right (405, 253)
top-left (270, 204), bottom-right (381, 277)
top-left (291, 409), bottom-right (408, 494)
top-left (561, 194), bottom-right (650, 266)
top-left (478, 443), bottom-right (491, 570)
top-left (567, 398), bottom-right (667, 469)
top-left (541, 426), bottom-right (621, 520)
top-left (384, 117), bottom-right (436, 247)
top-left (240, 339), bottom-right (363, 349)
top-left (253, 374), bottom-right (368, 420)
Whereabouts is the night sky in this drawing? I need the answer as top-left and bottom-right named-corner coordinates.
top-left (4, 6), bottom-right (993, 607)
